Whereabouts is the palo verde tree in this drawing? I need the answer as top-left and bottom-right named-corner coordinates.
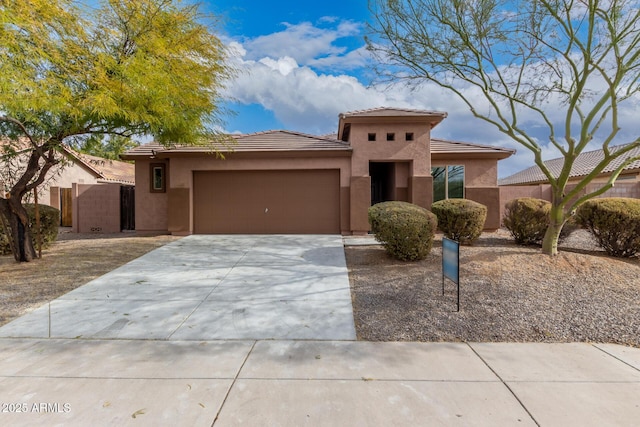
top-left (368, 0), bottom-right (640, 255)
top-left (0, 0), bottom-right (232, 262)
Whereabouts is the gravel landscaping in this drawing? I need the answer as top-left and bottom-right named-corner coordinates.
top-left (346, 229), bottom-right (640, 347)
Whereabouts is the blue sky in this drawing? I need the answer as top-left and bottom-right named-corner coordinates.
top-left (206, 0), bottom-right (376, 133)
top-left (198, 0), bottom-right (638, 178)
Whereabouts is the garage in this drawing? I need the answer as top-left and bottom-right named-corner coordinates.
top-left (193, 169), bottom-right (341, 234)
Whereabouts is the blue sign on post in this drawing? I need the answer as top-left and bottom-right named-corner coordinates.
top-left (442, 237), bottom-right (460, 312)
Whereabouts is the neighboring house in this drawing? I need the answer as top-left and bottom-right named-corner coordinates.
top-left (499, 143), bottom-right (640, 217)
top-left (1, 141), bottom-right (135, 231)
top-left (122, 107), bottom-right (514, 235)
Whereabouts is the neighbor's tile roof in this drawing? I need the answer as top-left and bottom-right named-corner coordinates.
top-left (122, 130), bottom-right (351, 158)
top-left (69, 150), bottom-right (135, 185)
top-left (431, 138), bottom-right (515, 159)
top-left (499, 143), bottom-right (640, 185)
top-left (1, 138), bottom-right (135, 185)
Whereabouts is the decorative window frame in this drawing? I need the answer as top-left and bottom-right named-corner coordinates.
top-left (150, 163), bottom-right (166, 193)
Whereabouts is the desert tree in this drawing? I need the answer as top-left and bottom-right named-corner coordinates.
top-left (0, 0), bottom-right (232, 261)
top-left (72, 135), bottom-right (139, 161)
top-left (368, 0), bottom-right (640, 255)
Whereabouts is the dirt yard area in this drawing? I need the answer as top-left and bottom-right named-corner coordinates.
top-left (0, 230), bottom-right (179, 326)
top-left (347, 230), bottom-right (640, 347)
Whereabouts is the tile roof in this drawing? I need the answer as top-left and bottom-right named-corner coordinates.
top-left (122, 130), bottom-right (351, 158)
top-left (123, 132), bottom-right (514, 162)
top-left (499, 143), bottom-right (640, 185)
top-left (339, 107), bottom-right (448, 119)
top-left (431, 138), bottom-right (515, 159)
top-left (69, 150), bottom-right (135, 185)
top-left (1, 138), bottom-right (135, 185)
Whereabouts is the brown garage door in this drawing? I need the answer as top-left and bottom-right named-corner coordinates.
top-left (193, 170), bottom-right (340, 234)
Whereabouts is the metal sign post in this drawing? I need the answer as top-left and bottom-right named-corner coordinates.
top-left (442, 237), bottom-right (460, 312)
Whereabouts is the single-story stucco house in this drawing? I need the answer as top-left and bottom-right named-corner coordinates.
top-left (122, 107), bottom-right (515, 235)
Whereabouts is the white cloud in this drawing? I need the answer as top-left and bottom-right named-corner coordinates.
top-left (238, 19), bottom-right (363, 69)
top-left (308, 46), bottom-right (371, 71)
top-left (227, 55), bottom-right (386, 134)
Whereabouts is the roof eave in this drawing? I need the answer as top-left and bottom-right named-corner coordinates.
top-left (153, 148), bottom-right (352, 159)
top-left (431, 151), bottom-right (514, 160)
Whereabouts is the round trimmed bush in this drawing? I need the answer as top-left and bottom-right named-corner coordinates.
top-left (576, 198), bottom-right (640, 258)
top-left (503, 197), bottom-right (549, 245)
top-left (368, 201), bottom-right (437, 261)
top-left (0, 204), bottom-right (60, 255)
top-left (431, 199), bottom-right (487, 244)
top-left (503, 197), bottom-right (578, 246)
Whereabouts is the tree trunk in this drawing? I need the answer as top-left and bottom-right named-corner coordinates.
top-left (541, 201), bottom-right (565, 256)
top-left (0, 197), bottom-right (37, 262)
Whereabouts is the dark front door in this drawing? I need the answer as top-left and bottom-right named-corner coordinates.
top-left (369, 162), bottom-right (394, 206)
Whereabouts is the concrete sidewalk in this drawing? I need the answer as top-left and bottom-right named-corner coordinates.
top-left (0, 235), bottom-right (639, 425)
top-left (0, 339), bottom-right (638, 426)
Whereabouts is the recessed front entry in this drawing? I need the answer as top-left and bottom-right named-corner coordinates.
top-left (193, 170), bottom-right (341, 234)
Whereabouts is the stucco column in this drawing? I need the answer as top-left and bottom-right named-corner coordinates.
top-left (466, 187), bottom-right (501, 230)
top-left (349, 176), bottom-right (371, 234)
top-left (409, 176), bottom-right (432, 209)
top-left (168, 187), bottom-right (190, 234)
top-left (71, 183), bottom-right (79, 233)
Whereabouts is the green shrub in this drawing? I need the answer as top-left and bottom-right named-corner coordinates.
top-left (502, 198), bottom-right (578, 246)
top-left (431, 199), bottom-right (487, 244)
top-left (368, 201), bottom-right (437, 261)
top-left (0, 204), bottom-right (60, 255)
top-left (576, 198), bottom-right (640, 258)
top-left (503, 198), bottom-right (550, 245)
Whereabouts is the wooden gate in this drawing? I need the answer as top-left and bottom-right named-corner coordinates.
top-left (60, 188), bottom-right (73, 227)
top-left (120, 186), bottom-right (135, 231)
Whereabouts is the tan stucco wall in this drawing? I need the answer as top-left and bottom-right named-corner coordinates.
top-left (350, 176), bottom-right (371, 234)
top-left (134, 159), bottom-right (170, 233)
top-left (349, 122), bottom-right (431, 176)
top-left (466, 187), bottom-right (502, 230)
top-left (72, 183), bottom-right (121, 233)
top-left (29, 162), bottom-right (98, 207)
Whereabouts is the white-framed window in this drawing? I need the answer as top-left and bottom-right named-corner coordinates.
top-left (432, 165), bottom-right (464, 202)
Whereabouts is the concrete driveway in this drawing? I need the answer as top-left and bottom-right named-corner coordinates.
top-left (0, 234), bottom-right (356, 340)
